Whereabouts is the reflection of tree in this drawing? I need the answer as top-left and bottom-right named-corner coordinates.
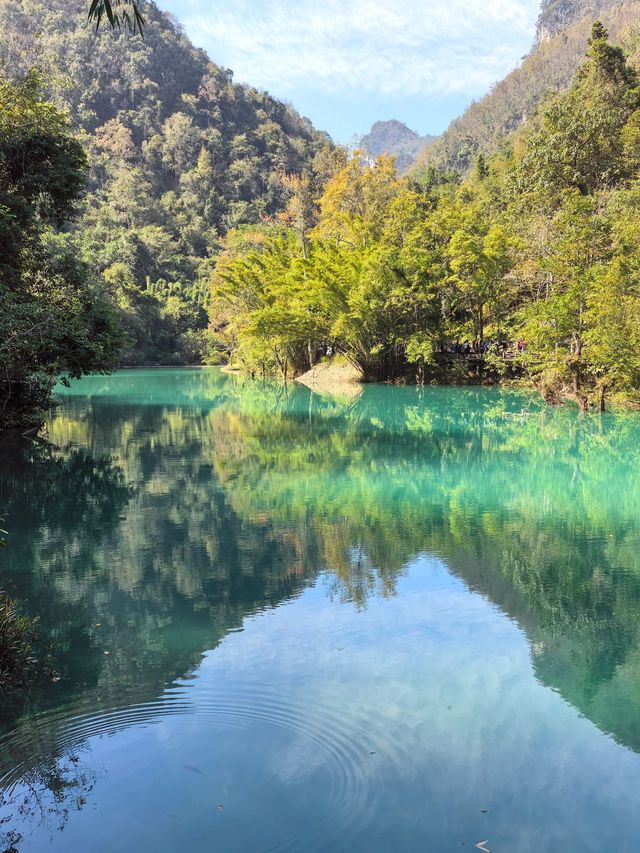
top-left (0, 441), bottom-right (132, 534)
top-left (1, 395), bottom-right (325, 735)
top-left (0, 442), bottom-right (133, 727)
top-left (204, 380), bottom-right (640, 748)
top-left (0, 724), bottom-right (98, 853)
top-left (4, 368), bottom-right (640, 808)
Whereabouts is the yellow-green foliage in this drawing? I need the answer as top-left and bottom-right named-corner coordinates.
top-left (210, 24), bottom-right (640, 406)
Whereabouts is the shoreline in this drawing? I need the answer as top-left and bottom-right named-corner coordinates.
top-left (114, 362), bottom-right (638, 412)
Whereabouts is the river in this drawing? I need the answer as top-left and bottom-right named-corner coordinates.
top-left (2, 367), bottom-right (640, 851)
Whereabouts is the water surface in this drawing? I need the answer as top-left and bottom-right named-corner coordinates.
top-left (2, 368), bottom-right (640, 851)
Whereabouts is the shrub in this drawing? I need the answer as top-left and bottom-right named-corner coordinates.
top-left (0, 591), bottom-right (49, 689)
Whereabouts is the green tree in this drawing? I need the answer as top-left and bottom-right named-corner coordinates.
top-left (516, 22), bottom-right (640, 198)
top-left (0, 72), bottom-right (122, 432)
top-left (447, 223), bottom-right (513, 347)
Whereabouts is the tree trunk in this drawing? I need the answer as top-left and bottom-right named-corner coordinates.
top-left (598, 384), bottom-right (606, 413)
top-left (571, 360), bottom-right (588, 412)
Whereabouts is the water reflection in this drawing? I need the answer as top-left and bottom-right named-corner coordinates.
top-left (2, 369), bottom-right (640, 850)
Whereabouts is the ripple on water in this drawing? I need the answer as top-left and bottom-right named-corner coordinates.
top-left (0, 678), bottom-right (406, 851)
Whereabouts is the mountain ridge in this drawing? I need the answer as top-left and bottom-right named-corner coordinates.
top-left (359, 119), bottom-right (435, 172)
top-left (416, 0), bottom-right (640, 174)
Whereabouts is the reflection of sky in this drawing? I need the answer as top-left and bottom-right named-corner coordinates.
top-left (7, 556), bottom-right (640, 852)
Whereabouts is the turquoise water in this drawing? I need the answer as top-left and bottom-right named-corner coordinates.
top-left (2, 367), bottom-right (640, 851)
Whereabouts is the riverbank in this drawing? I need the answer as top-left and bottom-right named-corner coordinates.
top-left (294, 360), bottom-right (363, 397)
top-left (198, 359), bottom-right (633, 412)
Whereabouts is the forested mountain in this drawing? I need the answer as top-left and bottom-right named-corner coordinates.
top-left (0, 0), bottom-right (334, 366)
top-left (4, 0), bottom-right (640, 432)
top-left (417, 0), bottom-right (640, 174)
top-left (359, 120), bottom-right (434, 172)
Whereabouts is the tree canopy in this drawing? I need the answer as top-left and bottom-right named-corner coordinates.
top-left (210, 24), bottom-right (640, 409)
top-left (0, 72), bottom-right (121, 431)
top-left (4, 13), bottom-right (640, 427)
top-left (1, 0), bottom-right (335, 373)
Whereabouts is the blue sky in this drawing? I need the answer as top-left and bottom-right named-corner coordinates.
top-left (160, 0), bottom-right (541, 143)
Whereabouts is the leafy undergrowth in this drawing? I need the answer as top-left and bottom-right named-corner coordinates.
top-left (0, 592), bottom-right (50, 690)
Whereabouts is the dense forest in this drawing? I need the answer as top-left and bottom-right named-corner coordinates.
top-left (0, 0), bottom-right (335, 429)
top-left (4, 1), bottom-right (640, 431)
top-left (212, 24), bottom-right (640, 409)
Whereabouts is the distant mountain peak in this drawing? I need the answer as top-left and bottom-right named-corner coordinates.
top-left (359, 119), bottom-right (435, 173)
top-left (367, 119), bottom-right (420, 139)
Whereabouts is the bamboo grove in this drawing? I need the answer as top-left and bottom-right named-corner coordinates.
top-left (210, 24), bottom-right (640, 409)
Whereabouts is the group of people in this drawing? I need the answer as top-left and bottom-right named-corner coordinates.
top-left (444, 339), bottom-right (527, 357)
top-left (312, 339), bottom-right (527, 365)
top-left (448, 340), bottom-right (489, 356)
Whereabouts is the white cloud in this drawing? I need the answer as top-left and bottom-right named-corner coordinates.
top-left (180, 0), bottom-right (540, 98)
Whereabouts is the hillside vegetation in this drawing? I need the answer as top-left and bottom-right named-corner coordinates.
top-left (416, 0), bottom-right (640, 174)
top-left (0, 0), bottom-right (334, 367)
top-left (4, 1), bottom-right (640, 432)
top-left (211, 24), bottom-right (640, 410)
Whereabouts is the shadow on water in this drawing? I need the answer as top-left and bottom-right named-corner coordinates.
top-left (3, 368), bottom-right (640, 848)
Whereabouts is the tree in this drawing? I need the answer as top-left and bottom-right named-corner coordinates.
top-left (2, 0), bottom-right (333, 368)
top-left (315, 154), bottom-right (400, 248)
top-left (447, 223), bottom-right (512, 347)
top-left (277, 173), bottom-right (316, 259)
top-left (208, 25), bottom-right (640, 404)
top-left (515, 22), bottom-right (640, 198)
top-left (0, 72), bottom-right (122, 431)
